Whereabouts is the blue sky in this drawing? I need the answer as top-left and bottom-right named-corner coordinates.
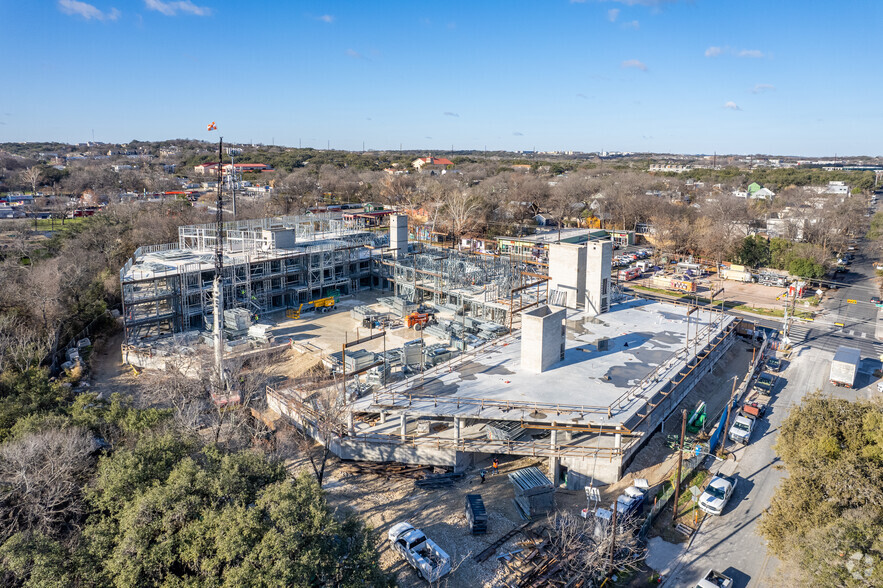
top-left (2, 0), bottom-right (881, 155)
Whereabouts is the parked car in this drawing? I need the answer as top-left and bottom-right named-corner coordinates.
top-left (766, 356), bottom-right (781, 372)
top-left (698, 474), bottom-right (737, 516)
top-left (871, 296), bottom-right (882, 307)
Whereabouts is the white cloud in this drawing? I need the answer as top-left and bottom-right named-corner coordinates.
top-left (58, 0), bottom-right (120, 21)
top-left (621, 59), bottom-right (648, 71)
top-left (723, 101), bottom-right (742, 111)
top-left (317, 14), bottom-right (334, 23)
top-left (443, 112), bottom-right (459, 118)
top-left (513, 131), bottom-right (524, 136)
top-left (607, 8), bottom-right (620, 21)
top-left (623, 20), bottom-right (640, 28)
top-left (345, 49), bottom-right (364, 59)
top-left (706, 46), bottom-right (766, 58)
top-left (144, 0), bottom-right (211, 16)
top-left (752, 83), bottom-right (776, 94)
top-left (576, 93), bottom-right (589, 99)
top-left (598, 0), bottom-right (676, 5)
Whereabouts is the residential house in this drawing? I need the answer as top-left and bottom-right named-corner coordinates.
top-left (194, 162), bottom-right (220, 175)
top-left (824, 181), bottom-right (850, 195)
top-left (412, 157), bottom-right (454, 172)
top-left (534, 213), bottom-right (555, 227)
top-left (734, 182), bottom-right (775, 201)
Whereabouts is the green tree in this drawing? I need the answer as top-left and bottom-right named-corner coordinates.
top-left (759, 393), bottom-right (883, 586)
top-left (0, 531), bottom-right (69, 588)
top-left (77, 434), bottom-right (390, 587)
top-left (734, 235), bottom-right (770, 267)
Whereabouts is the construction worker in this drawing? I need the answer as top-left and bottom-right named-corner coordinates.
top-left (492, 457), bottom-right (499, 475)
top-left (479, 469), bottom-right (486, 484)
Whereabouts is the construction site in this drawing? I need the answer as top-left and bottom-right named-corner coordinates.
top-left (121, 212), bottom-right (740, 485)
top-left (118, 205), bottom-right (757, 586)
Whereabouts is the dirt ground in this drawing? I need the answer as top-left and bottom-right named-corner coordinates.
top-left (636, 275), bottom-right (823, 312)
top-left (278, 341), bottom-right (755, 588)
top-left (268, 291), bottom-right (449, 360)
top-left (288, 452), bottom-right (564, 588)
top-left (87, 328), bottom-right (139, 400)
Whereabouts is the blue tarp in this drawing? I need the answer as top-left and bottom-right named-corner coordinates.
top-left (708, 398), bottom-right (736, 454)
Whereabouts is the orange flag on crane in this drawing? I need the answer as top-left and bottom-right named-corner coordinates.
top-left (207, 121), bottom-right (217, 131)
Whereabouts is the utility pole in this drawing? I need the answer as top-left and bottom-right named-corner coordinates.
top-left (721, 376), bottom-right (738, 457)
top-left (686, 304), bottom-right (698, 355)
top-left (672, 409), bottom-right (687, 523)
top-left (782, 282), bottom-right (799, 349)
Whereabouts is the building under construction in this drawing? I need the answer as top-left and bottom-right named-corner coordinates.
top-left (120, 213), bottom-right (382, 344)
top-left (266, 227), bottom-right (741, 486)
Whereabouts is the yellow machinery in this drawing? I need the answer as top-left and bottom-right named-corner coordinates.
top-left (286, 296), bottom-right (337, 319)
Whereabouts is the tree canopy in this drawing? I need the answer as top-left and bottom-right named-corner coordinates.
top-left (1, 431), bottom-right (391, 588)
top-left (759, 393), bottom-right (883, 586)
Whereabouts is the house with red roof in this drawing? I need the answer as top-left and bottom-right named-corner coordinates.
top-left (412, 156), bottom-right (454, 172)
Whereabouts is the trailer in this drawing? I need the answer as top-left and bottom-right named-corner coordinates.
top-left (831, 346), bottom-right (861, 388)
top-left (719, 263), bottom-right (753, 283)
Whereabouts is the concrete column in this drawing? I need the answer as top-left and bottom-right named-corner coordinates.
top-left (615, 433), bottom-right (622, 451)
top-left (347, 411), bottom-right (354, 434)
top-left (454, 417), bottom-right (461, 441)
top-left (399, 412), bottom-right (407, 441)
top-left (379, 410), bottom-right (387, 424)
top-left (550, 424), bottom-right (561, 485)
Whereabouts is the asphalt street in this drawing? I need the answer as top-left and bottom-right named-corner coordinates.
top-left (653, 243), bottom-right (882, 587)
top-left (662, 345), bottom-right (829, 587)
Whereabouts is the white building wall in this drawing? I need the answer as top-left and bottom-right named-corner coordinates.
top-left (548, 242), bottom-right (586, 309)
top-left (585, 241), bottom-right (612, 315)
top-left (390, 214), bottom-right (408, 259)
top-left (521, 305), bottom-right (566, 373)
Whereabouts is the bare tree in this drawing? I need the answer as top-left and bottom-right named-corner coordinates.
top-left (280, 371), bottom-right (350, 487)
top-left (541, 510), bottom-right (646, 585)
top-left (441, 188), bottom-right (486, 248)
top-left (0, 317), bottom-right (53, 373)
top-left (0, 428), bottom-right (94, 541)
top-left (20, 166), bottom-right (41, 195)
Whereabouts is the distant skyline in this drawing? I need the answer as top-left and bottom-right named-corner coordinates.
top-left (2, 1), bottom-right (881, 156)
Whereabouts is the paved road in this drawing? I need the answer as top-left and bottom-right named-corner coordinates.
top-left (659, 247), bottom-right (882, 587)
top-left (663, 345), bottom-right (829, 587)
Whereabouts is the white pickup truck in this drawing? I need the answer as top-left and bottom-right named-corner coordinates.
top-left (728, 415), bottom-right (755, 445)
top-left (696, 569), bottom-right (733, 588)
top-left (698, 474), bottom-right (737, 516)
top-left (388, 522), bottom-right (451, 583)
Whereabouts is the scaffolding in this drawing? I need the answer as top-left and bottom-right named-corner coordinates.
top-left (121, 213), bottom-right (381, 344)
top-left (376, 247), bottom-right (543, 326)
